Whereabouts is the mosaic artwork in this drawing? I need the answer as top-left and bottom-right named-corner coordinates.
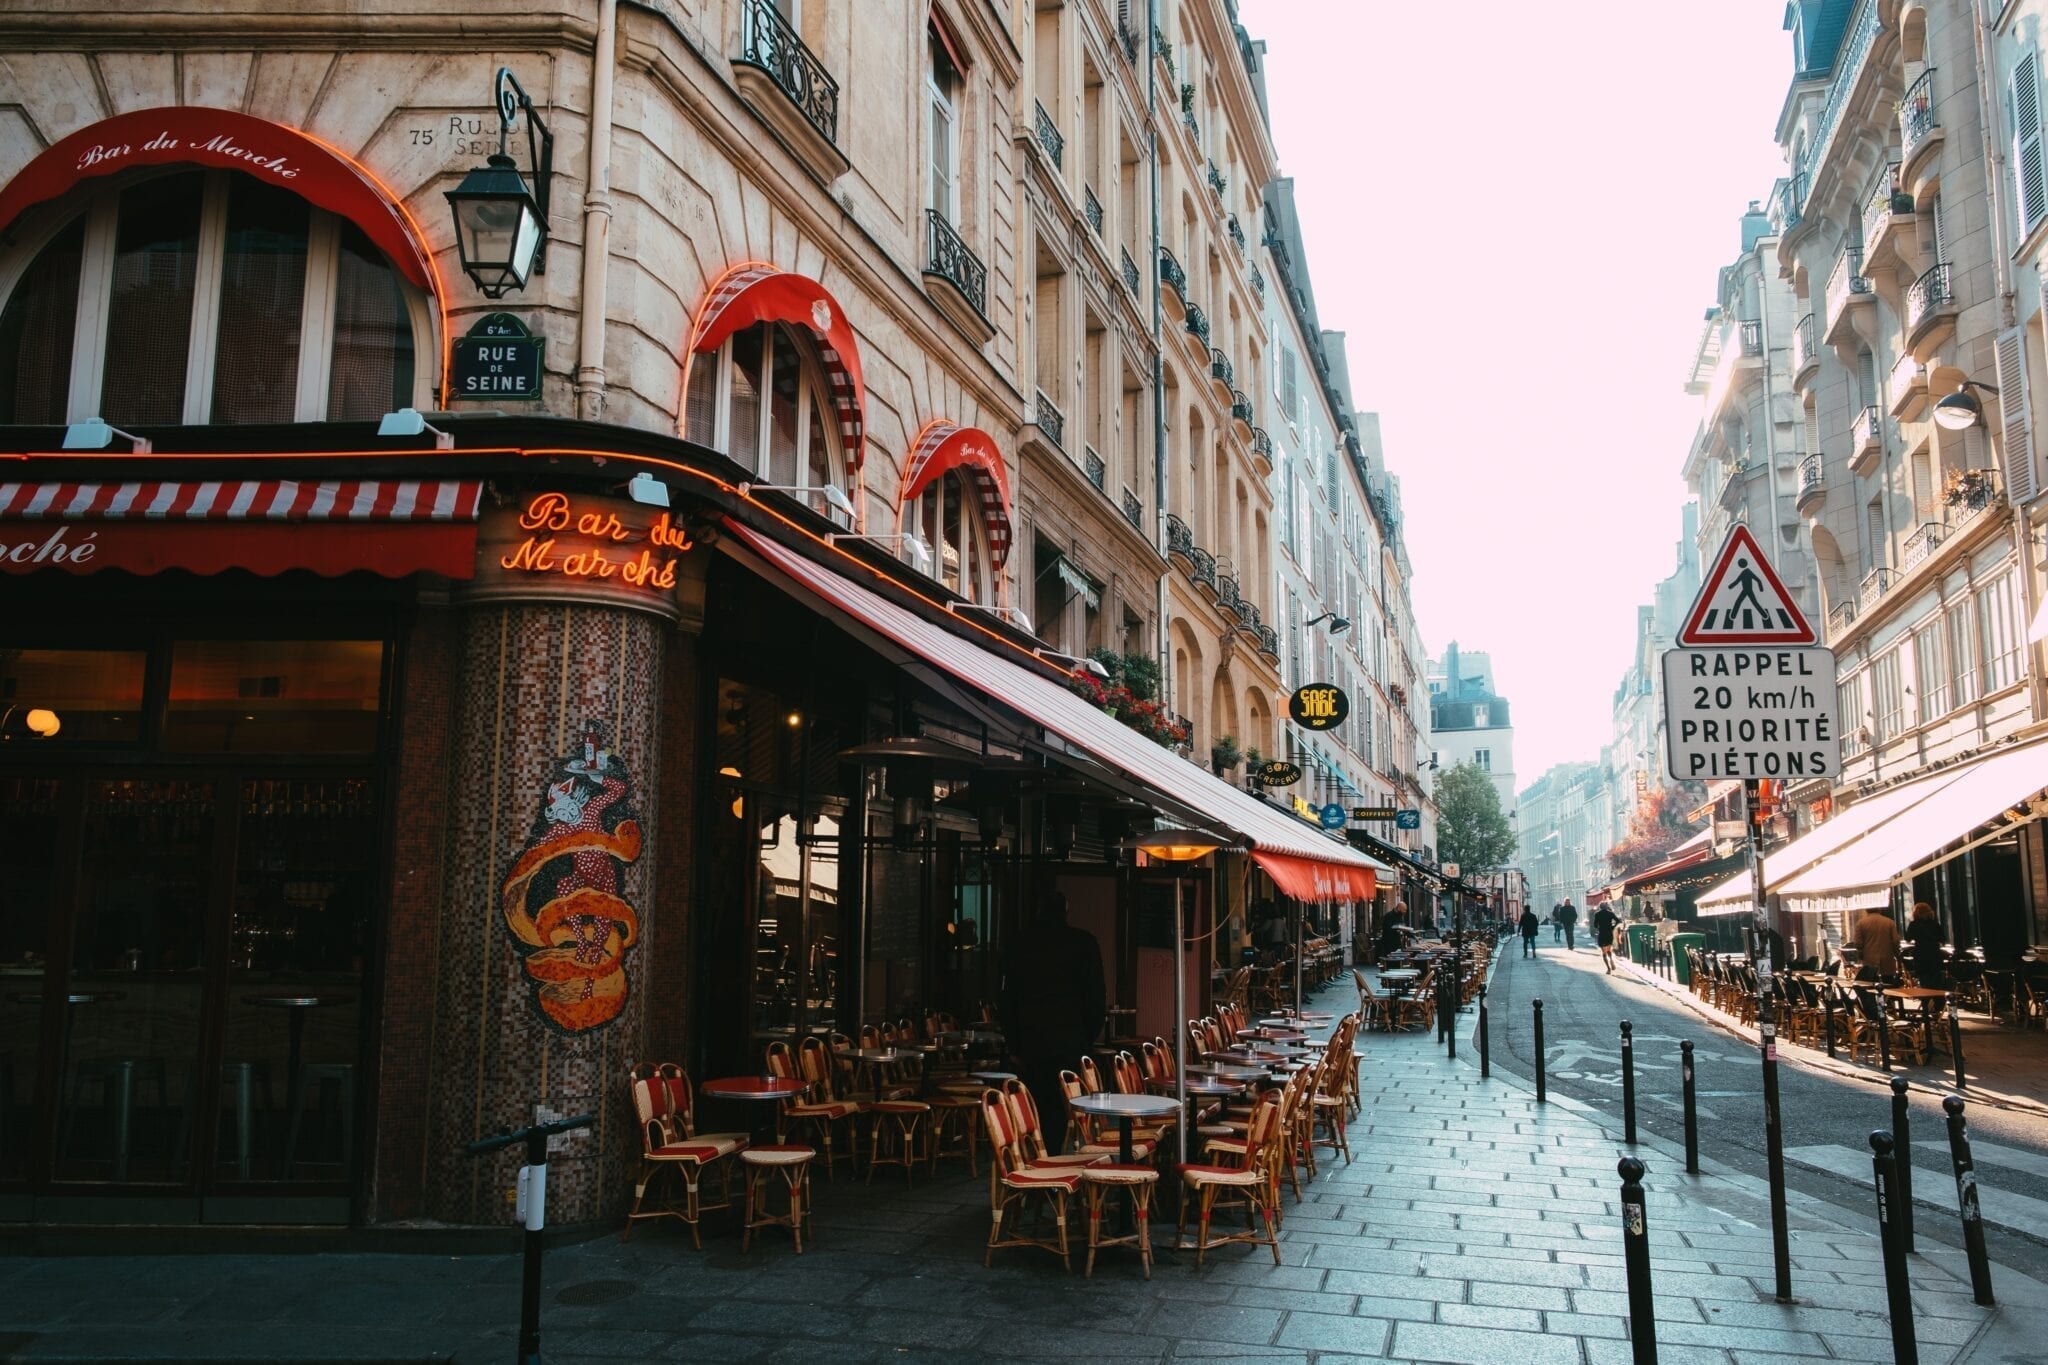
top-left (501, 719), bottom-right (644, 1033)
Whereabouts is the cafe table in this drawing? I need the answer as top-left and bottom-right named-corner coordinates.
top-left (1884, 986), bottom-right (1949, 1043)
top-left (699, 1074), bottom-right (806, 1145)
top-left (1068, 1091), bottom-right (1178, 1166)
top-left (846, 1046), bottom-right (923, 1104)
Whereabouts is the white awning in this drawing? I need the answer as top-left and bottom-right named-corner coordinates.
top-left (1691, 764), bottom-right (1976, 913)
top-left (1776, 739), bottom-right (2048, 914)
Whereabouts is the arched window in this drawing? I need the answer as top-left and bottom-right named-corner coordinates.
top-left (685, 321), bottom-right (847, 522)
top-left (904, 470), bottom-right (990, 600)
top-left (0, 169), bottom-right (421, 426)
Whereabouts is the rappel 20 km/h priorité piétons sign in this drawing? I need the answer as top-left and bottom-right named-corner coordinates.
top-left (1661, 648), bottom-right (1840, 780)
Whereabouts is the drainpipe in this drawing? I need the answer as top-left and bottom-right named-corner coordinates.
top-left (1149, 0), bottom-right (1171, 731)
top-left (575, 0), bottom-right (619, 421)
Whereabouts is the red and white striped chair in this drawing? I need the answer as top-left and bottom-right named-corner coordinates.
top-left (981, 1089), bottom-right (1088, 1271)
top-left (623, 1063), bottom-right (747, 1248)
top-left (1177, 1088), bottom-right (1283, 1268)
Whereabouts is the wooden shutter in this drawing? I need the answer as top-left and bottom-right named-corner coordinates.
top-left (1994, 326), bottom-right (2038, 505)
top-left (2013, 53), bottom-right (2046, 233)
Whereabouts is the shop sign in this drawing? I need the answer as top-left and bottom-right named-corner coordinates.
top-left (1394, 809), bottom-right (1421, 830)
top-left (1351, 805), bottom-right (1396, 822)
top-left (471, 491), bottom-right (695, 617)
top-left (1291, 796), bottom-right (1316, 822)
top-left (1318, 803), bottom-right (1347, 830)
top-left (1288, 683), bottom-right (1349, 731)
top-left (452, 313), bottom-right (544, 400)
top-left (1258, 760), bottom-right (1302, 787)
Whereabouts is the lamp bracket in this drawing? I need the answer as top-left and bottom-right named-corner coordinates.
top-left (493, 66), bottom-right (554, 263)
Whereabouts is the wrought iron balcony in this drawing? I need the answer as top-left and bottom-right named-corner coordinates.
top-left (1946, 465), bottom-right (2003, 525)
top-left (1084, 444), bottom-right (1105, 490)
top-left (1796, 454), bottom-right (1825, 512)
top-left (736, 0), bottom-right (840, 150)
top-left (1185, 302), bottom-right (1210, 344)
top-left (1189, 546), bottom-right (1217, 590)
top-left (1906, 262), bottom-right (1954, 331)
top-left (1210, 347), bottom-right (1234, 386)
top-left (1159, 247), bottom-right (1187, 301)
top-left (1793, 313), bottom-right (1818, 376)
top-left (926, 209), bottom-right (987, 318)
top-left (1251, 427), bottom-right (1273, 464)
top-left (1084, 185), bottom-right (1103, 235)
top-left (1829, 246), bottom-right (1871, 300)
top-left (1182, 108), bottom-right (1199, 145)
top-left (1253, 623), bottom-right (1280, 659)
top-left (1739, 319), bottom-right (1763, 357)
top-left (1861, 165), bottom-right (1909, 252)
top-left (1770, 172), bottom-right (1807, 234)
top-left (1859, 567), bottom-right (1894, 609)
top-left (1231, 390), bottom-right (1253, 426)
top-left (1034, 388), bottom-right (1066, 451)
top-left (1239, 600), bottom-right (1261, 632)
top-left (1903, 520), bottom-right (1947, 569)
top-left (1250, 263), bottom-right (1265, 303)
top-left (1206, 162), bottom-right (1226, 197)
top-left (1227, 213), bottom-right (1245, 253)
top-left (1122, 487), bottom-right (1143, 530)
top-left (1852, 405), bottom-right (1882, 453)
top-left (1034, 100), bottom-right (1064, 168)
top-left (1165, 511), bottom-right (1195, 561)
top-left (1121, 247), bottom-right (1140, 297)
top-left (1901, 69), bottom-right (1939, 160)
top-left (1117, 18), bottom-right (1139, 64)
top-left (1215, 573), bottom-right (1242, 617)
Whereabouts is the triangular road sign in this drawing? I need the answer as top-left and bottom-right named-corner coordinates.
top-left (1678, 525), bottom-right (1815, 646)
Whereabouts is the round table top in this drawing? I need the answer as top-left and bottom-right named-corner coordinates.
top-left (1256, 1044), bottom-right (1312, 1058)
top-left (1378, 969), bottom-right (1422, 981)
top-left (1181, 1078), bottom-right (1245, 1096)
top-left (1069, 1092), bottom-right (1180, 1119)
top-left (245, 995), bottom-right (354, 1009)
top-left (1188, 1063), bottom-right (1269, 1080)
top-left (700, 1076), bottom-right (805, 1100)
top-left (1258, 1030), bottom-right (1311, 1043)
top-left (1884, 986), bottom-right (1948, 999)
top-left (1200, 1049), bottom-right (1278, 1064)
top-left (968, 1070), bottom-right (1018, 1083)
top-left (846, 1047), bottom-right (924, 1064)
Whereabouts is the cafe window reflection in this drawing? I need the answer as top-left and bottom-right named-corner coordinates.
top-left (164, 639), bottom-right (384, 754)
top-left (0, 648), bottom-right (147, 744)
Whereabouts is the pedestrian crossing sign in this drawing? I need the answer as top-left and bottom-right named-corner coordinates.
top-left (1677, 525), bottom-right (1815, 646)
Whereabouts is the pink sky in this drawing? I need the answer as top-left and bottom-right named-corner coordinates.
top-left (1240, 0), bottom-right (1794, 785)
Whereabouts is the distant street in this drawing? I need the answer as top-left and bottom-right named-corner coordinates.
top-left (1480, 938), bottom-right (2048, 1283)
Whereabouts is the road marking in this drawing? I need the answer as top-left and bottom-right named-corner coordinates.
top-left (1784, 1143), bottom-right (2048, 1237)
top-left (1645, 1092), bottom-right (1721, 1120)
top-left (1965, 1139), bottom-right (2048, 1182)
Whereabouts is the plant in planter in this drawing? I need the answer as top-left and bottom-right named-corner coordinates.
top-left (1244, 746), bottom-right (1263, 768)
top-left (1942, 466), bottom-right (1996, 510)
top-left (1210, 733), bottom-right (1242, 775)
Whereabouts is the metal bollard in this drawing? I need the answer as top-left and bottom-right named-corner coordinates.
top-left (1947, 1001), bottom-right (1966, 1090)
top-left (1446, 970), bottom-right (1457, 1060)
top-left (1617, 1156), bottom-right (1657, 1365)
top-left (1941, 1096), bottom-right (1995, 1306)
top-left (1876, 993), bottom-right (1893, 1072)
top-left (1890, 1076), bottom-right (1914, 1254)
top-left (1822, 982), bottom-right (1838, 1059)
top-left (1760, 991), bottom-right (1793, 1301)
top-left (1479, 985), bottom-right (1490, 1079)
top-left (1533, 999), bottom-right (1546, 1104)
top-left (1621, 1021), bottom-right (1637, 1145)
top-left (1870, 1131), bottom-right (1919, 1365)
top-left (1681, 1040), bottom-right (1699, 1175)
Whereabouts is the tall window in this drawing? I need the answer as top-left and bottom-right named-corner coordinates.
top-left (1475, 749), bottom-right (1492, 771)
top-left (905, 472), bottom-right (990, 602)
top-left (928, 27), bottom-right (961, 223)
top-left (1948, 596), bottom-right (1979, 707)
top-left (1976, 571), bottom-right (2023, 692)
top-left (1871, 648), bottom-right (1905, 741)
top-left (1913, 617), bottom-right (1948, 722)
top-left (1838, 674), bottom-right (1866, 753)
top-left (0, 170), bottom-right (418, 425)
top-left (684, 322), bottom-right (846, 521)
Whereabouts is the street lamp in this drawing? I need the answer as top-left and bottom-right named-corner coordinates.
top-left (1933, 381), bottom-right (1998, 431)
top-left (1127, 828), bottom-right (1234, 1164)
top-left (445, 67), bottom-right (554, 298)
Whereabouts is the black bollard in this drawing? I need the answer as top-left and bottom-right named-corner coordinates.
top-left (1479, 985), bottom-right (1490, 1079)
top-left (1681, 1040), bottom-right (1699, 1175)
top-left (1876, 992), bottom-right (1893, 1072)
top-left (1822, 982), bottom-right (1838, 1059)
top-left (1870, 1131), bottom-right (1919, 1365)
top-left (1621, 1021), bottom-right (1637, 1145)
top-left (1446, 969), bottom-right (1457, 1060)
top-left (1941, 1096), bottom-right (1995, 1306)
top-left (1760, 990), bottom-right (1793, 1301)
top-left (1891, 1076), bottom-right (1914, 1254)
top-left (1533, 999), bottom-right (1546, 1104)
top-left (1947, 1001), bottom-right (1966, 1090)
top-left (1617, 1156), bottom-right (1657, 1365)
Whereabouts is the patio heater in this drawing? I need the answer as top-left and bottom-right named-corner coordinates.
top-left (1126, 828), bottom-right (1234, 1165)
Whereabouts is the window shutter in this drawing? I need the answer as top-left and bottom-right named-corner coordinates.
top-left (1994, 326), bottom-right (2038, 505)
top-left (2013, 53), bottom-right (2046, 233)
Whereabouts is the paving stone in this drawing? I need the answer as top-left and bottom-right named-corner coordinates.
top-left (1271, 1310), bottom-right (1392, 1356)
top-left (1466, 1281), bottom-right (1573, 1311)
top-left (1435, 1301), bottom-right (1544, 1331)
top-left (1387, 1320), bottom-right (1589, 1365)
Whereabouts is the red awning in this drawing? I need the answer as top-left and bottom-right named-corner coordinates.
top-left (724, 522), bottom-right (1389, 886)
top-left (685, 264), bottom-right (867, 470)
top-left (1619, 841), bottom-right (1714, 895)
top-left (0, 107), bottom-right (436, 293)
top-left (1253, 850), bottom-right (1376, 904)
top-left (0, 478), bottom-right (482, 579)
top-left (899, 421), bottom-right (1013, 567)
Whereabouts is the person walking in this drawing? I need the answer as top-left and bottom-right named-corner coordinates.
top-left (1592, 902), bottom-right (1620, 974)
top-left (1549, 903), bottom-right (1564, 944)
top-left (1000, 890), bottom-right (1106, 1153)
top-left (1850, 904), bottom-right (1903, 982)
top-left (1904, 901), bottom-right (1946, 986)
top-left (1518, 906), bottom-right (1541, 958)
top-left (1556, 898), bottom-right (1579, 951)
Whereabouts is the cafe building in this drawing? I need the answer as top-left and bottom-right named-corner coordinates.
top-left (0, 4), bottom-right (1383, 1231)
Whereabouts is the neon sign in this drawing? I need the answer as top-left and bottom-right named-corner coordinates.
top-left (498, 492), bottom-right (690, 591)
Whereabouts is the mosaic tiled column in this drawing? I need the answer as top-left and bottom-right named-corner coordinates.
top-left (423, 597), bottom-right (667, 1225)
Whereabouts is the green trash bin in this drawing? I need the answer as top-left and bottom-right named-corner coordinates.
top-left (1669, 932), bottom-right (1705, 984)
top-left (1627, 923), bottom-right (1658, 966)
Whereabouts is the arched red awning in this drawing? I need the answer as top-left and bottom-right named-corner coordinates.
top-left (685, 264), bottom-right (867, 471)
top-left (0, 106), bottom-right (437, 293)
top-left (899, 421), bottom-right (1013, 568)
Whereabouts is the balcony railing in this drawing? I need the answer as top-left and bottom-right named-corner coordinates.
top-left (1206, 162), bottom-right (1226, 197)
top-left (926, 209), bottom-right (987, 318)
top-left (1250, 263), bottom-right (1265, 303)
top-left (1946, 465), bottom-right (2003, 525)
top-left (1159, 247), bottom-right (1187, 301)
top-left (1829, 600), bottom-right (1858, 635)
top-left (1862, 164), bottom-right (1907, 249)
top-left (1251, 427), bottom-right (1273, 464)
top-left (1117, 18), bottom-right (1139, 64)
top-left (1859, 567), bottom-right (1894, 609)
top-left (1034, 389), bottom-right (1065, 451)
top-left (1122, 487), bottom-right (1143, 530)
top-left (1189, 546), bottom-right (1217, 590)
top-left (1739, 319), bottom-right (1763, 357)
top-left (1903, 520), bottom-right (1947, 569)
top-left (1828, 246), bottom-right (1871, 308)
top-left (1239, 600), bottom-right (1261, 632)
top-left (1165, 511), bottom-right (1194, 560)
top-left (1907, 262), bottom-right (1954, 331)
top-left (1034, 100), bottom-right (1064, 168)
top-left (1227, 213), bottom-right (1245, 253)
top-left (1799, 454), bottom-right (1823, 496)
top-left (1182, 109), bottom-right (1200, 145)
top-left (1120, 247), bottom-right (1140, 297)
top-left (1901, 69), bottom-right (1939, 159)
top-left (1253, 623), bottom-right (1280, 658)
top-left (1185, 302), bottom-right (1210, 343)
top-left (1231, 390), bottom-right (1253, 426)
top-left (737, 0), bottom-right (841, 149)
top-left (1084, 444), bottom-right (1105, 490)
top-left (1852, 405), bottom-right (1882, 453)
top-left (1210, 347), bottom-right (1234, 386)
top-left (1084, 185), bottom-right (1103, 235)
top-left (1770, 172), bottom-right (1808, 234)
top-left (1215, 573), bottom-right (1242, 616)
top-left (1793, 313), bottom-right (1817, 373)
top-left (1803, 0), bottom-right (1880, 206)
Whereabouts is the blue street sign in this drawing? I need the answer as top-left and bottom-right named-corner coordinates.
top-left (1318, 803), bottom-right (1346, 830)
top-left (1395, 808), bottom-right (1421, 830)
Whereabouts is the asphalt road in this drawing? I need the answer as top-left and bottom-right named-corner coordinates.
top-left (1478, 936), bottom-right (2048, 1284)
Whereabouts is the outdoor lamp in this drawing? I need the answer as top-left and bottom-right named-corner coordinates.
top-left (376, 407), bottom-right (453, 449)
top-left (61, 418), bottom-right (150, 453)
top-left (445, 67), bottom-right (554, 297)
top-left (1124, 828), bottom-right (1233, 862)
top-left (24, 708), bottom-right (58, 737)
top-left (1304, 611), bottom-right (1350, 634)
top-left (626, 472), bottom-right (670, 508)
top-left (1933, 381), bottom-right (1997, 431)
top-left (739, 480), bottom-right (856, 519)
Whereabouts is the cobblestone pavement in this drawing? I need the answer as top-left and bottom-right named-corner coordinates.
top-left (3, 973), bottom-right (2045, 1363)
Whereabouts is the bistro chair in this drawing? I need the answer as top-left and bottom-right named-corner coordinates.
top-left (623, 1063), bottom-right (746, 1248)
top-left (781, 1038), bottom-right (860, 1180)
top-left (1013, 1079), bottom-right (1111, 1169)
top-left (979, 1090), bottom-right (1082, 1271)
top-left (1310, 1019), bottom-right (1356, 1165)
top-left (1352, 970), bottom-right (1386, 1032)
top-left (1080, 1159), bottom-right (1159, 1279)
top-left (865, 1092), bottom-right (930, 1187)
top-left (1176, 1088), bottom-right (1283, 1269)
top-left (738, 1143), bottom-right (816, 1254)
top-left (1058, 1070), bottom-right (1156, 1162)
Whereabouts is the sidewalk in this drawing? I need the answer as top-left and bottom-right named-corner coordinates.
top-left (1, 981), bottom-right (2043, 1363)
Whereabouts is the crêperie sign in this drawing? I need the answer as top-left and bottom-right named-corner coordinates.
top-left (1288, 683), bottom-right (1349, 731)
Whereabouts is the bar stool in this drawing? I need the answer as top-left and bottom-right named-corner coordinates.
top-left (176, 1061), bottom-right (274, 1181)
top-left (1080, 1164), bottom-right (1159, 1278)
top-left (739, 1143), bottom-right (815, 1253)
top-left (62, 1057), bottom-right (168, 1181)
top-left (865, 1098), bottom-right (928, 1185)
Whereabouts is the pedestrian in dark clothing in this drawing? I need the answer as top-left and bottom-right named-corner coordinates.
top-left (1549, 905), bottom-right (1563, 944)
top-left (1905, 901), bottom-right (1946, 987)
top-left (1518, 907), bottom-right (1540, 958)
top-left (1375, 902), bottom-right (1410, 961)
top-left (1556, 898), bottom-right (1579, 951)
top-left (1001, 891), bottom-right (1105, 1153)
top-left (1592, 904), bottom-right (1620, 973)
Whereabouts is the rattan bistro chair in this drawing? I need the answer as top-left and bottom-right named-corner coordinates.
top-left (1177, 1088), bottom-right (1283, 1269)
top-left (623, 1064), bottom-right (747, 1248)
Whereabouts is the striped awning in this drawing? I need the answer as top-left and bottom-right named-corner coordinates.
top-left (0, 479), bottom-right (483, 579)
top-left (900, 422), bottom-right (1013, 568)
top-left (685, 264), bottom-right (867, 471)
